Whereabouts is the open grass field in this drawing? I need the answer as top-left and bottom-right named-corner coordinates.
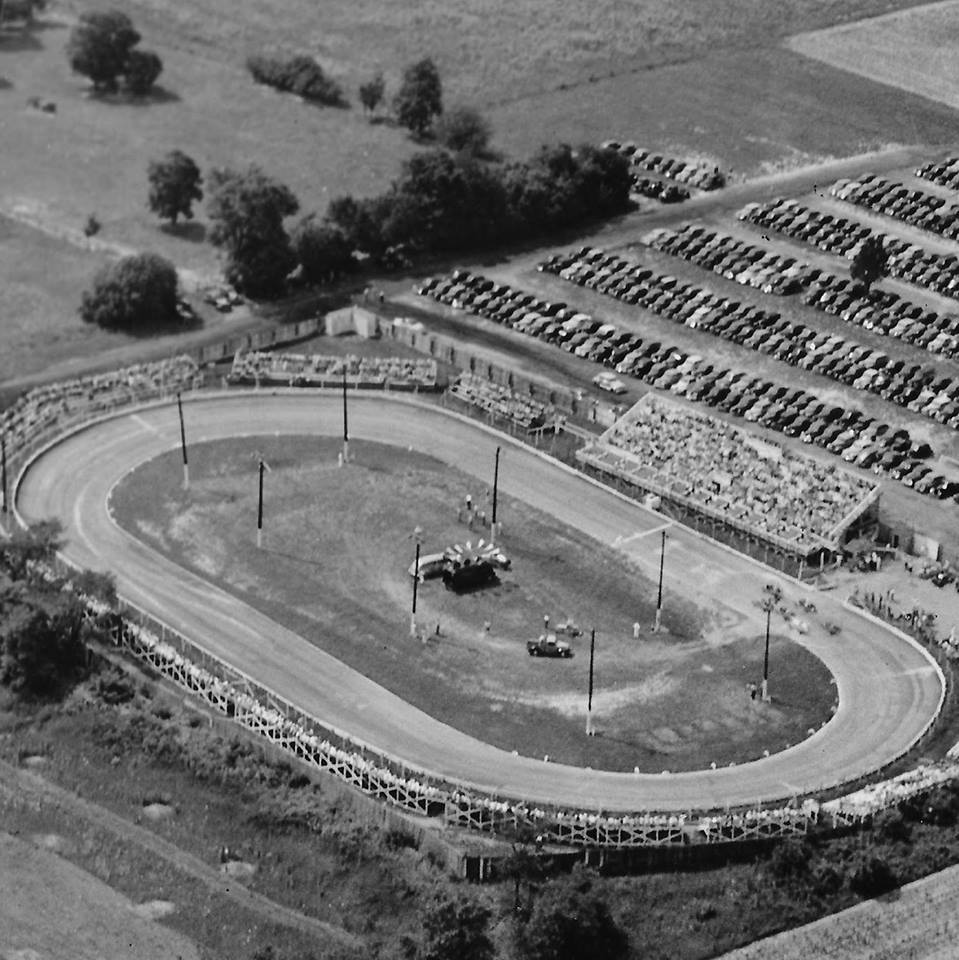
top-left (788, 1), bottom-right (959, 112)
top-left (0, 831), bottom-right (202, 960)
top-left (109, 434), bottom-right (835, 773)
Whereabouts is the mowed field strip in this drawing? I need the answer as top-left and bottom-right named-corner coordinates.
top-left (15, 392), bottom-right (944, 811)
top-left (718, 861), bottom-right (959, 960)
top-left (788, 1), bottom-right (959, 111)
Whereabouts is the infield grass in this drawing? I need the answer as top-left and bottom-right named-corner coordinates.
top-left (110, 435), bottom-right (835, 773)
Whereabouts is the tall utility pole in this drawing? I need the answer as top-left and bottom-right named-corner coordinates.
top-left (491, 445), bottom-right (501, 543)
top-left (341, 367), bottom-right (349, 465)
top-left (1, 432), bottom-right (7, 517)
top-left (762, 602), bottom-right (772, 702)
top-left (176, 392), bottom-right (189, 489)
top-left (586, 628), bottom-right (596, 736)
top-left (254, 454), bottom-right (272, 549)
top-left (410, 541), bottom-right (421, 638)
top-left (654, 529), bottom-right (667, 632)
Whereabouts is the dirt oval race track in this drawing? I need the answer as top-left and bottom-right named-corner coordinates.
top-left (15, 392), bottom-right (945, 812)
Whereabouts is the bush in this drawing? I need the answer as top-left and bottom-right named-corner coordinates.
top-left (873, 807), bottom-right (911, 843)
top-left (434, 105), bottom-right (491, 156)
top-left (848, 853), bottom-right (897, 897)
top-left (291, 215), bottom-right (353, 284)
top-left (247, 54), bottom-right (345, 107)
top-left (80, 252), bottom-right (180, 331)
top-left (393, 57), bottom-right (442, 137)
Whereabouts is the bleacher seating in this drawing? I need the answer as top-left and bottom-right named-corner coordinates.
top-left (449, 373), bottom-right (553, 430)
top-left (228, 350), bottom-right (438, 388)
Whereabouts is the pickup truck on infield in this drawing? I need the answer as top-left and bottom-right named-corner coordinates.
top-left (526, 634), bottom-right (573, 658)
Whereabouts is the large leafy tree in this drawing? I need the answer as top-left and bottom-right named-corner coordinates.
top-left (393, 57), bottom-right (442, 137)
top-left (207, 166), bottom-right (299, 298)
top-left (851, 235), bottom-right (889, 293)
top-left (291, 214), bottom-right (353, 284)
top-left (147, 150), bottom-right (203, 225)
top-left (420, 895), bottom-right (494, 960)
top-left (66, 10), bottom-right (140, 92)
top-left (516, 868), bottom-right (629, 960)
top-left (80, 252), bottom-right (180, 330)
top-left (124, 48), bottom-right (163, 96)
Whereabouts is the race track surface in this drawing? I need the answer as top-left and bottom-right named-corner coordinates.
top-left (15, 392), bottom-right (944, 812)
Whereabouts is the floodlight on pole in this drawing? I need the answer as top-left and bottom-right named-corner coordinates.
top-left (1, 432), bottom-right (7, 517)
top-left (586, 628), bottom-right (596, 736)
top-left (653, 529), bottom-right (666, 632)
top-left (491, 445), bottom-right (501, 543)
top-left (410, 541), bottom-right (421, 637)
top-left (761, 602), bottom-right (772, 702)
top-left (176, 392), bottom-right (189, 489)
top-left (255, 454), bottom-right (272, 549)
top-left (341, 367), bottom-right (349, 465)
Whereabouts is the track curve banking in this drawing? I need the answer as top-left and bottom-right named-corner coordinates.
top-left (16, 392), bottom-right (944, 812)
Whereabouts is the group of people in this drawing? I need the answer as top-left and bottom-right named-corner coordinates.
top-left (0, 356), bottom-right (201, 455)
top-left (450, 372), bottom-right (552, 430)
top-left (596, 396), bottom-right (873, 549)
top-left (227, 350), bottom-right (439, 389)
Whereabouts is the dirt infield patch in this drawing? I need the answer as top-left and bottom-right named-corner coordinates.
top-left (0, 832), bottom-right (201, 960)
top-left (788, 1), bottom-right (959, 111)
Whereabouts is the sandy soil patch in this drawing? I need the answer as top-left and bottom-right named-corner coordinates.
top-left (221, 859), bottom-right (257, 880)
top-left (133, 900), bottom-right (177, 920)
top-left (141, 802), bottom-right (175, 821)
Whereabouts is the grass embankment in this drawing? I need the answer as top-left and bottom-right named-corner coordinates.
top-left (110, 435), bottom-right (834, 772)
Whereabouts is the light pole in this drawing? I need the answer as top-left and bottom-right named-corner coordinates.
top-left (341, 366), bottom-right (349, 465)
top-left (586, 628), bottom-right (596, 736)
top-left (762, 601), bottom-right (772, 702)
top-left (653, 529), bottom-right (667, 632)
top-left (410, 541), bottom-right (421, 638)
top-left (255, 454), bottom-right (271, 549)
top-left (1, 432), bottom-right (7, 517)
top-left (176, 392), bottom-right (189, 489)
top-left (491, 445), bottom-right (501, 543)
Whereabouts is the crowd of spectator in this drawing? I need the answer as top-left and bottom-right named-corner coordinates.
top-left (0, 356), bottom-right (201, 455)
top-left (227, 350), bottom-right (438, 388)
top-left (591, 395), bottom-right (875, 549)
top-left (449, 373), bottom-right (553, 430)
top-left (536, 249), bottom-right (952, 501)
top-left (739, 197), bottom-right (959, 302)
top-left (917, 157), bottom-right (959, 192)
top-left (832, 174), bottom-right (959, 241)
top-left (824, 763), bottom-right (959, 821)
top-left (644, 223), bottom-right (814, 294)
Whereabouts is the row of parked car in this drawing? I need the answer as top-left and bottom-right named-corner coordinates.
top-left (540, 245), bottom-right (959, 436)
top-left (415, 266), bottom-right (957, 502)
top-left (738, 197), bottom-right (959, 301)
top-left (832, 175), bottom-right (959, 241)
top-left (799, 271), bottom-right (959, 362)
top-left (600, 140), bottom-right (725, 191)
top-left (916, 157), bottom-right (959, 193)
top-left (632, 177), bottom-right (689, 203)
top-left (642, 224), bottom-right (814, 295)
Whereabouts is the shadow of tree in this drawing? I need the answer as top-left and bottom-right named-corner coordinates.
top-left (86, 84), bottom-right (181, 106)
top-left (160, 220), bottom-right (206, 243)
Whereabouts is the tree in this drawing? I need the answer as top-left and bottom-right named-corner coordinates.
top-left (393, 57), bottom-right (442, 137)
top-left (516, 867), bottom-right (628, 960)
top-left (851, 235), bottom-right (888, 293)
top-left (66, 10), bottom-right (140, 92)
top-left (124, 48), bottom-right (163, 95)
top-left (147, 150), bottom-right (203, 225)
top-left (434, 105), bottom-right (491, 156)
top-left (247, 54), bottom-right (345, 106)
top-left (420, 895), bottom-right (494, 960)
top-left (292, 215), bottom-right (353, 284)
top-left (0, 519), bottom-right (63, 582)
top-left (207, 166), bottom-right (299, 298)
top-left (80, 252), bottom-right (179, 331)
top-left (359, 71), bottom-right (385, 115)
